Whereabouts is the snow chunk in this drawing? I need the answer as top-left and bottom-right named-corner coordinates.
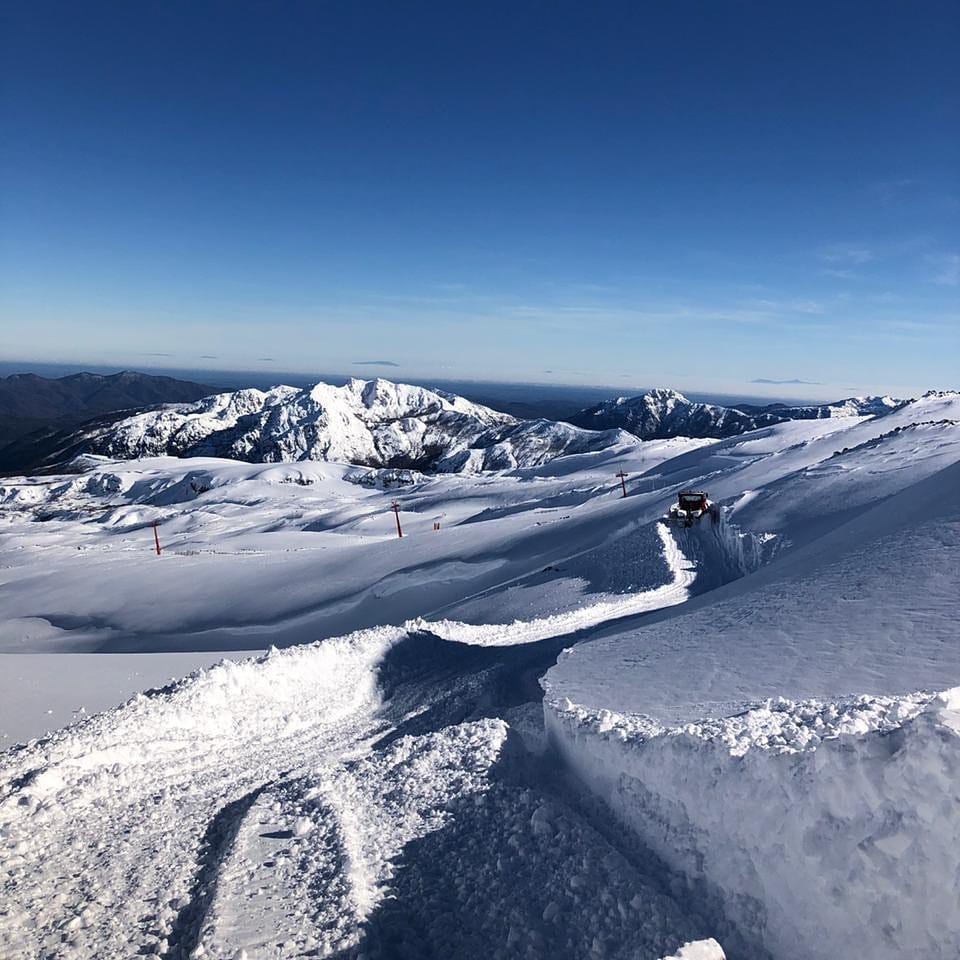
top-left (292, 817), bottom-right (313, 838)
top-left (660, 940), bottom-right (726, 960)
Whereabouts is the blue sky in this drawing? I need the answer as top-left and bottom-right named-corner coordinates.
top-left (1, 1), bottom-right (957, 399)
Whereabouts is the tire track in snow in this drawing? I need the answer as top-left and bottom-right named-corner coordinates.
top-left (0, 627), bottom-right (405, 959)
top-left (166, 786), bottom-right (269, 958)
top-left (199, 777), bottom-right (368, 958)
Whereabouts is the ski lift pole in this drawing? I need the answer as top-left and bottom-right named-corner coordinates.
top-left (152, 520), bottom-right (162, 556)
top-left (391, 500), bottom-right (403, 539)
top-left (616, 470), bottom-right (628, 499)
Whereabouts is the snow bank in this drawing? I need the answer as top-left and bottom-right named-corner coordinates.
top-left (545, 689), bottom-right (960, 960)
top-left (0, 625), bottom-right (405, 807)
top-left (0, 626), bottom-right (407, 957)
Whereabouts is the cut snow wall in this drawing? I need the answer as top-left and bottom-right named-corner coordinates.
top-left (668, 508), bottom-right (774, 595)
top-left (544, 690), bottom-right (960, 960)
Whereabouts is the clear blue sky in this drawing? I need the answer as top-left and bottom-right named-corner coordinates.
top-left (2, 1), bottom-right (957, 399)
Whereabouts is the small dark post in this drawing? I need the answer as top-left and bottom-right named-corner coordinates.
top-left (391, 500), bottom-right (403, 538)
top-left (616, 470), bottom-right (628, 498)
top-left (152, 520), bottom-right (162, 556)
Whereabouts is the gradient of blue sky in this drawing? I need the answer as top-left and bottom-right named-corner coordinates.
top-left (1, 0), bottom-right (957, 399)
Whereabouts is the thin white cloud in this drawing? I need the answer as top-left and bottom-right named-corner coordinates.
top-left (870, 178), bottom-right (917, 205)
top-left (790, 300), bottom-right (825, 315)
top-left (745, 298), bottom-right (824, 315)
top-left (820, 244), bottom-right (875, 265)
top-left (820, 267), bottom-right (857, 280)
top-left (882, 319), bottom-right (942, 333)
top-left (929, 253), bottom-right (960, 286)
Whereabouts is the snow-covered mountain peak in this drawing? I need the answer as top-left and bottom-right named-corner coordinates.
top-left (570, 389), bottom-right (755, 439)
top-left (74, 377), bottom-right (631, 473)
top-left (644, 387), bottom-right (689, 403)
top-left (302, 377), bottom-right (512, 425)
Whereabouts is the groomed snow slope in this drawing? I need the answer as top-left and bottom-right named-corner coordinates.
top-left (0, 437), bottom-right (706, 657)
top-left (543, 459), bottom-right (960, 960)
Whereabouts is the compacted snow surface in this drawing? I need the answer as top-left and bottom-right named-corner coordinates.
top-left (1, 384), bottom-right (959, 959)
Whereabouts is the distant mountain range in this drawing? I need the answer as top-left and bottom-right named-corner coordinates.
top-left (567, 388), bottom-right (903, 439)
top-left (0, 371), bottom-right (212, 472)
top-left (1, 374), bottom-right (910, 476)
top-left (0, 370), bottom-right (211, 421)
top-left (30, 378), bottom-right (634, 474)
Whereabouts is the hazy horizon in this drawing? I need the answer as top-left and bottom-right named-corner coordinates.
top-left (0, 356), bottom-right (917, 409)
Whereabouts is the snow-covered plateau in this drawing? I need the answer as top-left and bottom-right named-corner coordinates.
top-left (1, 382), bottom-right (958, 959)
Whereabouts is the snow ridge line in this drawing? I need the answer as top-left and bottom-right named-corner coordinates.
top-left (826, 417), bottom-right (960, 459)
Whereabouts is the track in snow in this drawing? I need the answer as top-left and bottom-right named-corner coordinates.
top-left (0, 513), bottom-right (756, 959)
top-left (0, 629), bottom-right (728, 959)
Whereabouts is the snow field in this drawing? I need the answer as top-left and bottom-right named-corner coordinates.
top-left (2, 389), bottom-right (959, 957)
top-left (0, 651), bottom-right (257, 746)
top-left (0, 440), bottom-right (705, 656)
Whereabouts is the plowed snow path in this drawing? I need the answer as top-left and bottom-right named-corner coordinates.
top-left (0, 618), bottom-right (719, 959)
top-left (424, 522), bottom-right (696, 646)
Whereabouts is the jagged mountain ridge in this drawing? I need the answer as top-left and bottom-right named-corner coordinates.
top-left (78, 378), bottom-right (636, 473)
top-left (568, 387), bottom-right (904, 439)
